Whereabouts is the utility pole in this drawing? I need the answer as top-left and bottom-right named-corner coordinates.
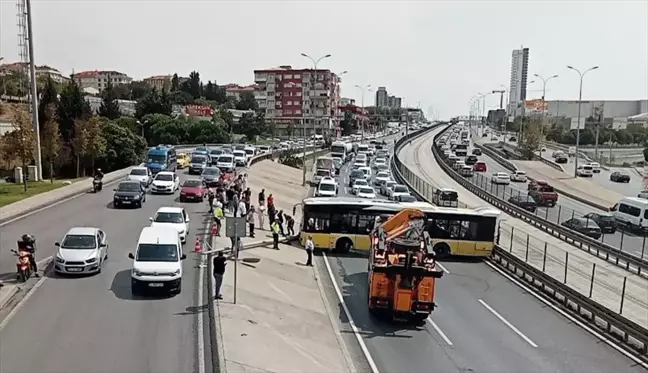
top-left (300, 53), bottom-right (331, 186)
top-left (25, 0), bottom-right (42, 180)
top-left (567, 65), bottom-right (599, 178)
top-left (533, 74), bottom-right (558, 152)
top-left (355, 84), bottom-right (371, 142)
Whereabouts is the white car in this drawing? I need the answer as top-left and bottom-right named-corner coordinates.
top-left (233, 150), bottom-right (247, 166)
top-left (381, 180), bottom-right (397, 196)
top-left (352, 179), bottom-right (369, 194)
top-left (358, 166), bottom-right (372, 180)
top-left (244, 146), bottom-right (256, 160)
top-left (374, 171), bottom-right (391, 185)
top-left (150, 207), bottom-right (190, 243)
top-left (54, 227), bottom-right (108, 275)
top-left (373, 158), bottom-right (387, 169)
top-left (151, 171), bottom-right (179, 194)
top-left (127, 167), bottom-right (152, 187)
top-left (638, 190), bottom-right (648, 199)
top-left (216, 155), bottom-right (235, 172)
top-left (129, 226), bottom-right (186, 296)
top-left (356, 153), bottom-right (368, 163)
top-left (353, 160), bottom-right (366, 169)
top-left (388, 184), bottom-right (410, 200)
top-left (317, 178), bottom-right (338, 197)
top-left (577, 164), bottom-right (593, 177)
top-left (491, 172), bottom-right (511, 185)
top-left (357, 186), bottom-right (376, 199)
top-left (589, 162), bottom-right (601, 173)
top-left (510, 170), bottom-right (527, 182)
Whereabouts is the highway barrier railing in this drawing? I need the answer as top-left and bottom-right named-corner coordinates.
top-left (0, 144), bottom-right (327, 225)
top-left (390, 126), bottom-right (648, 362)
top-left (474, 142), bottom-right (648, 271)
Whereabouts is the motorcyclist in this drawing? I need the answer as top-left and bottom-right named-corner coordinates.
top-left (94, 168), bottom-right (104, 180)
top-left (17, 234), bottom-right (38, 277)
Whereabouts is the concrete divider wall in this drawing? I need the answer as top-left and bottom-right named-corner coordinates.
top-left (391, 126), bottom-right (648, 361)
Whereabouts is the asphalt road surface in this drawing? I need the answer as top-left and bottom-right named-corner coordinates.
top-left (344, 126), bottom-right (645, 373)
top-left (472, 131), bottom-right (647, 260)
top-left (0, 165), bottom-right (239, 373)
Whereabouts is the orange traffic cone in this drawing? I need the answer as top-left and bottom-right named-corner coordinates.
top-left (194, 237), bottom-right (202, 253)
top-left (211, 223), bottom-right (219, 237)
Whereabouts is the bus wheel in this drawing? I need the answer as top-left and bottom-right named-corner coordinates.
top-left (335, 237), bottom-right (353, 254)
top-left (433, 243), bottom-right (450, 259)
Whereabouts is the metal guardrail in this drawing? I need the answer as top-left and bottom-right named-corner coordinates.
top-left (390, 127), bottom-right (648, 362)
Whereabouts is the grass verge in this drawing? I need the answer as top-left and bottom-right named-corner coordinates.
top-left (0, 179), bottom-right (82, 207)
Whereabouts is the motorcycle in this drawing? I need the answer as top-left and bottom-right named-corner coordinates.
top-left (93, 176), bottom-right (103, 193)
top-left (11, 249), bottom-right (33, 283)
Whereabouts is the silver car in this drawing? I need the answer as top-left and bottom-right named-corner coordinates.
top-left (54, 227), bottom-right (108, 275)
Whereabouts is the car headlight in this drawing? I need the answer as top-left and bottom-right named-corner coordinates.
top-left (178, 230), bottom-right (185, 235)
top-left (172, 269), bottom-right (181, 275)
top-left (55, 256), bottom-right (65, 264)
top-left (133, 269), bottom-right (145, 277)
top-left (86, 257), bottom-right (97, 264)
top-left (134, 195), bottom-right (141, 200)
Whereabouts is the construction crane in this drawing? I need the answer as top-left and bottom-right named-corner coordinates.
top-left (368, 208), bottom-right (443, 325)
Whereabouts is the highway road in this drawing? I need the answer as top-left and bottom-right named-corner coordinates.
top-left (315, 128), bottom-right (645, 373)
top-left (0, 164), bottom-right (230, 373)
top-left (471, 132), bottom-right (647, 260)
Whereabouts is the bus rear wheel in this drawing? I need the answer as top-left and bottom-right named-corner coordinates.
top-left (433, 243), bottom-right (450, 259)
top-left (335, 237), bottom-right (353, 254)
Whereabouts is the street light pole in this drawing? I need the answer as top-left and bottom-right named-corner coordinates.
top-left (300, 53), bottom-right (331, 186)
top-left (25, 0), bottom-right (42, 181)
top-left (354, 84), bottom-right (371, 142)
top-left (335, 71), bottom-right (347, 138)
top-left (567, 65), bottom-right (599, 178)
top-left (533, 73), bottom-right (558, 150)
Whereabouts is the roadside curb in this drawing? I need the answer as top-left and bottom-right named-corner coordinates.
top-left (0, 285), bottom-right (19, 310)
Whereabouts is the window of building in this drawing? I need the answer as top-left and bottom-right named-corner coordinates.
top-left (294, 74), bottom-right (301, 79)
top-left (284, 74), bottom-right (293, 79)
top-left (296, 92), bottom-right (302, 96)
top-left (286, 101), bottom-right (293, 106)
top-left (285, 110), bottom-right (293, 115)
top-left (295, 109), bottom-right (302, 115)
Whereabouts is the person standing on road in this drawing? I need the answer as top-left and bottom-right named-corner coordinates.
top-left (257, 203), bottom-right (266, 229)
top-left (286, 215), bottom-right (295, 236)
top-left (247, 205), bottom-right (256, 238)
top-left (213, 201), bottom-right (224, 236)
top-left (271, 220), bottom-right (280, 250)
top-left (276, 210), bottom-right (286, 237)
top-left (258, 189), bottom-right (265, 207)
top-left (305, 235), bottom-right (314, 266)
top-left (213, 251), bottom-right (227, 300)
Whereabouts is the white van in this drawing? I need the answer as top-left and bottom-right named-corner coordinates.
top-left (611, 197), bottom-right (648, 231)
top-left (128, 226), bottom-right (186, 296)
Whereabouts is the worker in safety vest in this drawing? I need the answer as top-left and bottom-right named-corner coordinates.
top-left (271, 220), bottom-right (280, 250)
top-left (213, 202), bottom-right (224, 236)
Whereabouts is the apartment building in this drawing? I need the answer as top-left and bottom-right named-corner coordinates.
top-left (72, 70), bottom-right (133, 92)
top-left (0, 62), bottom-right (69, 83)
top-left (253, 65), bottom-right (341, 136)
top-left (508, 47), bottom-right (530, 117)
top-left (375, 86), bottom-right (401, 108)
top-left (224, 84), bottom-right (256, 99)
top-left (143, 75), bottom-right (172, 91)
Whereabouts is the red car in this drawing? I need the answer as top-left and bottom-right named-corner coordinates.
top-left (180, 179), bottom-right (206, 202)
top-left (473, 161), bottom-right (488, 172)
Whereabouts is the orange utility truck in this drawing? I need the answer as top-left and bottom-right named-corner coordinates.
top-left (368, 208), bottom-right (443, 325)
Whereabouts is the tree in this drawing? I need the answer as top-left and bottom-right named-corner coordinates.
top-left (5, 107), bottom-right (36, 190)
top-left (182, 71), bottom-right (202, 99)
top-left (100, 120), bottom-right (147, 171)
top-left (237, 113), bottom-right (267, 143)
top-left (171, 73), bottom-right (179, 91)
top-left (340, 111), bottom-right (353, 136)
top-left (70, 119), bottom-right (89, 177)
top-left (204, 81), bottom-right (218, 101)
top-left (128, 81), bottom-right (152, 100)
top-left (40, 104), bottom-right (62, 182)
top-left (235, 91), bottom-right (258, 111)
top-left (99, 80), bottom-right (121, 119)
top-left (135, 87), bottom-right (172, 118)
top-left (111, 83), bottom-right (132, 100)
top-left (38, 76), bottom-right (59, 132)
top-left (85, 116), bottom-right (107, 171)
top-left (217, 107), bottom-right (235, 133)
top-left (58, 79), bottom-right (91, 144)
top-left (518, 118), bottom-right (542, 159)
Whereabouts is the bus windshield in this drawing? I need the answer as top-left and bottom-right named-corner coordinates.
top-left (148, 154), bottom-right (167, 164)
top-left (331, 145), bottom-right (346, 154)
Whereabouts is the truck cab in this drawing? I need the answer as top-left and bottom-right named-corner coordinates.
top-left (528, 180), bottom-right (558, 207)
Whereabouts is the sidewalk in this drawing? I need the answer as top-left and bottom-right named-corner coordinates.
top-left (213, 242), bottom-right (352, 373)
top-left (206, 158), bottom-right (354, 373)
top-left (511, 160), bottom-right (623, 209)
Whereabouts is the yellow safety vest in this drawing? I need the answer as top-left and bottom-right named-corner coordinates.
top-left (271, 222), bottom-right (280, 234)
top-left (214, 207), bottom-right (224, 218)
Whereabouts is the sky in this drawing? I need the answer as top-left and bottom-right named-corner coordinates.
top-left (1, 0), bottom-right (647, 119)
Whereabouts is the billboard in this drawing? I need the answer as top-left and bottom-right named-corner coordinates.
top-left (612, 117), bottom-right (628, 130)
top-left (524, 99), bottom-right (548, 113)
top-left (185, 104), bottom-right (214, 117)
top-left (570, 117), bottom-right (586, 130)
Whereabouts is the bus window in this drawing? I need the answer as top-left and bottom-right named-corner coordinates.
top-left (304, 212), bottom-right (330, 233)
top-left (357, 214), bottom-right (375, 234)
top-left (330, 213), bottom-right (357, 233)
top-left (427, 217), bottom-right (497, 241)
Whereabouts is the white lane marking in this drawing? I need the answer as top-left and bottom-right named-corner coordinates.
top-left (478, 298), bottom-right (538, 348)
top-left (322, 252), bottom-right (380, 373)
top-left (0, 269), bottom-right (49, 331)
top-left (484, 261), bottom-right (648, 369)
top-left (427, 317), bottom-right (453, 346)
top-left (436, 262), bottom-right (450, 274)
